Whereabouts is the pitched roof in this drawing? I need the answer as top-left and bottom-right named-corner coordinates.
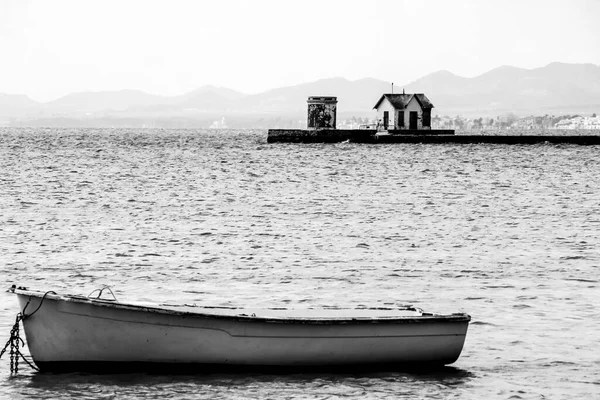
top-left (373, 93), bottom-right (434, 110)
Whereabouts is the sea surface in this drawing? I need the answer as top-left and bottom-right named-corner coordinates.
top-left (1, 128), bottom-right (599, 399)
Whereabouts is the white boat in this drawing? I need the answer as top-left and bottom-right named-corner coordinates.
top-left (8, 286), bottom-right (470, 372)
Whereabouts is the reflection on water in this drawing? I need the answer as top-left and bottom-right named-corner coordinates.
top-left (21, 367), bottom-right (474, 399)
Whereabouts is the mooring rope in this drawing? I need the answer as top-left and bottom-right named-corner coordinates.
top-left (88, 285), bottom-right (118, 301)
top-left (1, 290), bottom-right (56, 374)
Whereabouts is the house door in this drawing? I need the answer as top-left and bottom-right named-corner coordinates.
top-left (409, 111), bottom-right (418, 129)
top-left (383, 111), bottom-right (389, 129)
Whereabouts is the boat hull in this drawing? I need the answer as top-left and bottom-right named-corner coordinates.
top-left (13, 289), bottom-right (470, 372)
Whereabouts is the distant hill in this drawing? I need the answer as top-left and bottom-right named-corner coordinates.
top-left (404, 62), bottom-right (600, 116)
top-left (43, 90), bottom-right (170, 114)
top-left (0, 93), bottom-right (41, 118)
top-left (250, 62), bottom-right (600, 117)
top-left (39, 86), bottom-right (248, 116)
top-left (2, 62), bottom-right (600, 124)
top-left (235, 77), bottom-right (393, 115)
top-left (169, 86), bottom-right (247, 111)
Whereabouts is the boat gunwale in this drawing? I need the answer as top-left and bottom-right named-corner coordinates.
top-left (10, 287), bottom-right (471, 325)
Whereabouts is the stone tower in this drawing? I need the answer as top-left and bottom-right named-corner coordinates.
top-left (307, 96), bottom-right (337, 130)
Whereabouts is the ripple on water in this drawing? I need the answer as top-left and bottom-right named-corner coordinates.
top-left (1, 128), bottom-right (599, 398)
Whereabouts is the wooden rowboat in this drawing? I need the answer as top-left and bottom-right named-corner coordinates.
top-left (8, 286), bottom-right (470, 372)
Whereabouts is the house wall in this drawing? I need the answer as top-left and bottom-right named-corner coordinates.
top-left (401, 97), bottom-right (424, 129)
top-left (375, 97), bottom-right (396, 128)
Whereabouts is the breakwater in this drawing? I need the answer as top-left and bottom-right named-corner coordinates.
top-left (267, 129), bottom-right (376, 143)
top-left (369, 134), bottom-right (600, 145)
top-left (267, 129), bottom-right (600, 145)
top-left (266, 129), bottom-right (454, 143)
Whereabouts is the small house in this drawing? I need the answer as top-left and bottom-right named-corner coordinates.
top-left (373, 93), bottom-right (434, 130)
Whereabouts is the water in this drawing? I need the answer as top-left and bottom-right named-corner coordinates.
top-left (1, 128), bottom-right (599, 399)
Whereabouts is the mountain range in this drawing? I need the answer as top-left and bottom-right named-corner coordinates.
top-left (2, 62), bottom-right (600, 126)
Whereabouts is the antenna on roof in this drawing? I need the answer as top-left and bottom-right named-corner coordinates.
top-left (403, 88), bottom-right (405, 95)
top-left (391, 82), bottom-right (394, 94)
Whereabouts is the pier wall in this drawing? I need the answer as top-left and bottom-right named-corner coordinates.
top-left (267, 129), bottom-right (600, 145)
top-left (365, 135), bottom-right (600, 145)
top-left (267, 129), bottom-right (376, 143)
top-left (387, 129), bottom-right (455, 135)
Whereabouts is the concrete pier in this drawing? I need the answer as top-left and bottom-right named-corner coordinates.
top-left (361, 134), bottom-right (600, 145)
top-left (267, 129), bottom-right (376, 143)
top-left (267, 129), bottom-right (600, 145)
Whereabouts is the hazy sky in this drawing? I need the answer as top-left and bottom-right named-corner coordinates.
top-left (1, 0), bottom-right (599, 102)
